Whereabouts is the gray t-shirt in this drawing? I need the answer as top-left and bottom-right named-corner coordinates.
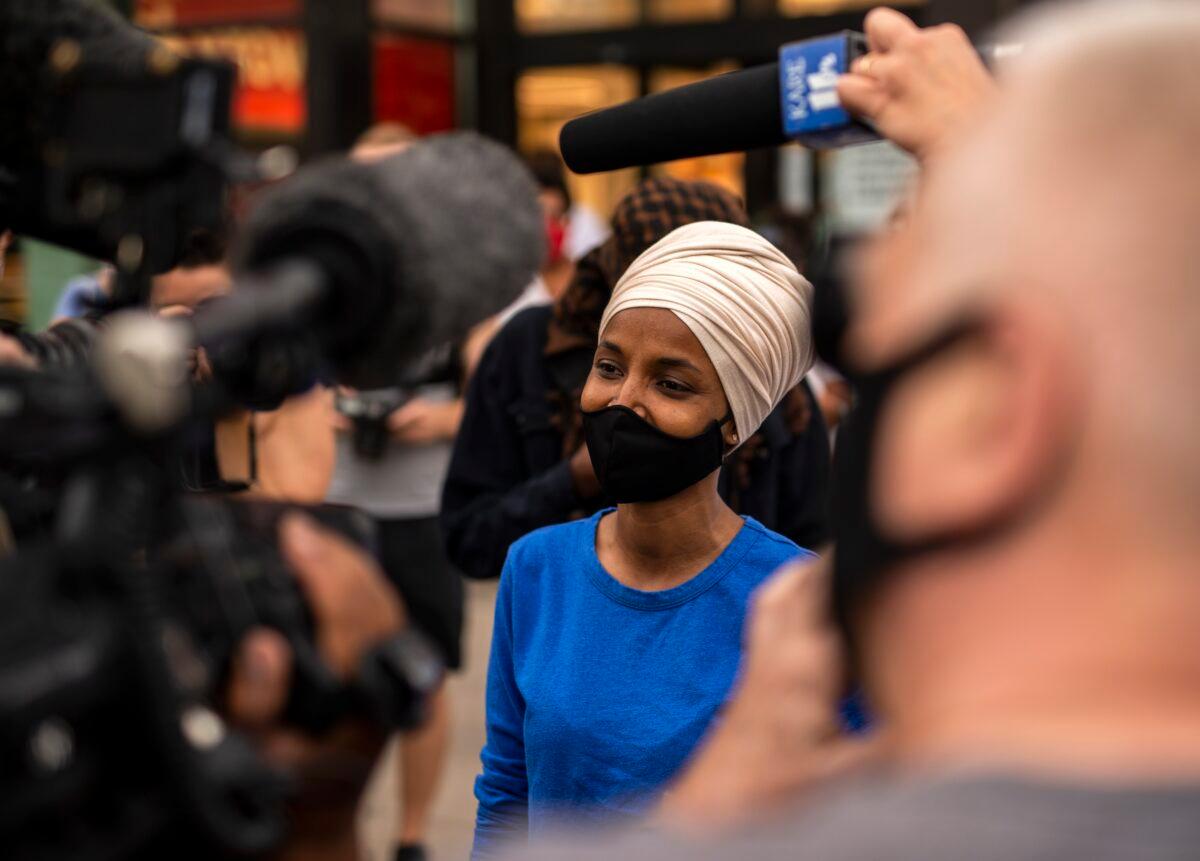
top-left (325, 382), bottom-right (455, 519)
top-left (518, 771), bottom-right (1200, 861)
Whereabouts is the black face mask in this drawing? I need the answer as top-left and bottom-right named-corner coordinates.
top-left (830, 321), bottom-right (980, 640)
top-left (582, 404), bottom-right (731, 504)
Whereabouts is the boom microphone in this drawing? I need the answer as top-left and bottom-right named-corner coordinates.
top-left (95, 131), bottom-right (545, 430)
top-left (561, 31), bottom-right (1015, 173)
top-left (228, 130), bottom-right (545, 390)
top-left (559, 62), bottom-right (790, 175)
top-left (560, 33), bottom-right (874, 174)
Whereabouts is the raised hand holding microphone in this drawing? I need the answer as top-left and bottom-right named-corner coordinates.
top-left (837, 8), bottom-right (997, 162)
top-left (559, 6), bottom-right (1002, 173)
top-left (657, 558), bottom-right (880, 834)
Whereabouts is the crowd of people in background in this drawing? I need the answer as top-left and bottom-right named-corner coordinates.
top-left (5, 3), bottom-right (1200, 861)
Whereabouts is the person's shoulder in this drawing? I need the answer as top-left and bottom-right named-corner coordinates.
top-left (471, 304), bottom-right (552, 395)
top-left (490, 303), bottom-right (553, 352)
top-left (502, 513), bottom-right (596, 578)
top-left (740, 517), bottom-right (818, 567)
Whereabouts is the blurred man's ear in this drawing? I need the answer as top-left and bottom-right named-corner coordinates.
top-left (870, 308), bottom-right (1078, 544)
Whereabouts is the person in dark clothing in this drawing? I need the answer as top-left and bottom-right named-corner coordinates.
top-left (442, 177), bottom-right (830, 581)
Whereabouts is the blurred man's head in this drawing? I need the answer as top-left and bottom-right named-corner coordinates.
top-left (526, 150), bottom-right (573, 282)
top-left (151, 228), bottom-right (231, 312)
top-left (526, 149), bottom-right (572, 223)
top-left (843, 1), bottom-right (1200, 756)
top-left (351, 122), bottom-right (417, 163)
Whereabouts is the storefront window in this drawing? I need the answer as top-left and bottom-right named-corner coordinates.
top-left (372, 0), bottom-right (462, 32)
top-left (517, 0), bottom-right (639, 34)
top-left (517, 63), bottom-right (748, 221)
top-left (778, 0), bottom-right (902, 14)
top-left (518, 0), bottom-right (735, 32)
top-left (647, 0), bottom-right (733, 22)
top-left (135, 0), bottom-right (299, 28)
top-left (517, 66), bottom-right (640, 219)
top-left (648, 67), bottom-right (744, 200)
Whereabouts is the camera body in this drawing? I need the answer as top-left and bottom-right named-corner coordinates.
top-left (0, 7), bottom-right (440, 855)
top-left (0, 0), bottom-right (237, 308)
top-left (0, 468), bottom-right (443, 860)
top-left (165, 497), bottom-right (443, 733)
top-left (335, 387), bottom-right (411, 461)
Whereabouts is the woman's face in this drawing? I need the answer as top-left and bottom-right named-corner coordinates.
top-left (582, 307), bottom-right (737, 445)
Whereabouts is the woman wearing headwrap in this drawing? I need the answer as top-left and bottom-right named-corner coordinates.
top-left (443, 177), bottom-right (831, 582)
top-left (472, 222), bottom-right (818, 858)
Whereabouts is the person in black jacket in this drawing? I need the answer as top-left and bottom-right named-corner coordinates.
top-left (442, 177), bottom-right (830, 580)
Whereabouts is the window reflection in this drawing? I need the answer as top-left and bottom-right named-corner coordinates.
top-left (517, 0), bottom-right (639, 33)
top-left (649, 66), bottom-right (744, 200)
top-left (516, 64), bottom-right (747, 222)
top-left (372, 0), bottom-right (459, 31)
top-left (517, 66), bottom-right (640, 219)
top-left (648, 0), bottom-right (733, 22)
top-left (518, 0), bottom-right (899, 30)
top-left (778, 0), bottom-right (890, 14)
top-left (518, 0), bottom-right (734, 33)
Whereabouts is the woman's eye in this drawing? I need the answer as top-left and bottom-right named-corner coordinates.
top-left (657, 378), bottom-right (692, 395)
top-left (595, 360), bottom-right (622, 378)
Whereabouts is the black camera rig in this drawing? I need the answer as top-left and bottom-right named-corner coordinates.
top-left (0, 2), bottom-right (544, 859)
top-left (0, 35), bottom-right (444, 861)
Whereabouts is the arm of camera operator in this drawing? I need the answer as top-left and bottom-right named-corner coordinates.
top-left (249, 387), bottom-right (338, 502)
top-left (836, 7), bottom-right (997, 163)
top-left (387, 397), bottom-right (464, 446)
top-left (655, 559), bottom-right (881, 835)
top-left (0, 333), bottom-right (34, 368)
top-left (1, 319), bottom-right (97, 371)
top-left (386, 314), bottom-right (504, 447)
top-left (225, 513), bottom-right (405, 861)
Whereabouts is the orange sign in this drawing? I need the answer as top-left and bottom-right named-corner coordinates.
top-left (161, 28), bottom-right (307, 134)
top-left (135, 0), bottom-right (300, 29)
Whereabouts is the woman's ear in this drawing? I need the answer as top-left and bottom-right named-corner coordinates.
top-left (723, 419), bottom-right (740, 449)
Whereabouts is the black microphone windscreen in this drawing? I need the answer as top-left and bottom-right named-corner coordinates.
top-left (235, 132), bottom-right (544, 389)
top-left (560, 63), bottom-right (789, 174)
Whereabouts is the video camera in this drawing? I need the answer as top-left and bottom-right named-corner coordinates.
top-left (0, 2), bottom-right (544, 858)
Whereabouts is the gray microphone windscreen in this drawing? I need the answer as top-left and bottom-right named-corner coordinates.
top-left (234, 131), bottom-right (544, 389)
top-left (391, 131), bottom-right (546, 360)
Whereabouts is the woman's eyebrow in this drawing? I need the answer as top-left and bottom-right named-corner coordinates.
top-left (598, 339), bottom-right (624, 355)
top-left (655, 356), bottom-right (701, 373)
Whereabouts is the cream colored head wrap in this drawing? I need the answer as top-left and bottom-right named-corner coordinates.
top-left (599, 221), bottom-right (814, 442)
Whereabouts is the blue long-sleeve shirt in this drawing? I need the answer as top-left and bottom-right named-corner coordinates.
top-left (472, 510), bottom-right (814, 859)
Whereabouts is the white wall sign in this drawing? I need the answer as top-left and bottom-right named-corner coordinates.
top-left (821, 140), bottom-right (917, 235)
